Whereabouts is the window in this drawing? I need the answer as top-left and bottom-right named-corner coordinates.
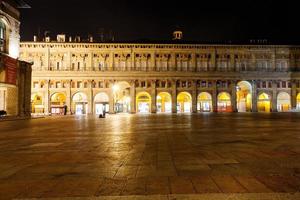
top-left (262, 81), bottom-right (267, 88)
top-left (0, 20), bottom-right (6, 52)
top-left (282, 81), bottom-right (287, 88)
top-left (268, 82), bottom-right (272, 88)
top-left (56, 62), bottom-right (60, 70)
top-left (56, 82), bottom-right (61, 88)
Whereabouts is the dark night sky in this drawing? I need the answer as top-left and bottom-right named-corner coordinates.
top-left (20, 0), bottom-right (300, 44)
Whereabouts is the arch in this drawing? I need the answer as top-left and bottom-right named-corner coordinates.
top-left (72, 92), bottom-right (88, 115)
top-left (297, 93), bottom-right (300, 109)
top-left (50, 92), bottom-right (66, 115)
top-left (217, 92), bottom-right (232, 112)
top-left (197, 92), bottom-right (212, 112)
top-left (136, 92), bottom-right (151, 113)
top-left (277, 92), bottom-right (291, 112)
top-left (0, 16), bottom-right (10, 53)
top-left (113, 81), bottom-right (131, 113)
top-left (257, 92), bottom-right (271, 112)
top-left (236, 81), bottom-right (252, 112)
top-left (94, 92), bottom-right (109, 114)
top-left (177, 92), bottom-right (192, 113)
top-left (157, 92), bottom-right (172, 113)
top-left (31, 93), bottom-right (44, 113)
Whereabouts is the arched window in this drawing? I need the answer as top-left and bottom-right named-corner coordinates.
top-left (0, 20), bottom-right (6, 52)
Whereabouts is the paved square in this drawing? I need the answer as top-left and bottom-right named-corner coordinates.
top-left (0, 113), bottom-right (300, 199)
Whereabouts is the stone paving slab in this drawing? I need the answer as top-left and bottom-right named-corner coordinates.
top-left (14, 193), bottom-right (300, 200)
top-left (1, 113), bottom-right (300, 199)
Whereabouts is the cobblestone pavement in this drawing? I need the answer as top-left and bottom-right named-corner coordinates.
top-left (0, 113), bottom-right (300, 200)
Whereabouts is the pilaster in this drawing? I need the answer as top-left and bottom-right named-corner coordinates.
top-left (130, 81), bottom-right (136, 113)
top-left (151, 80), bottom-right (157, 113)
top-left (251, 80), bottom-right (258, 112)
top-left (272, 80), bottom-right (278, 112)
top-left (212, 80), bottom-right (218, 112)
top-left (192, 80), bottom-right (197, 113)
top-left (172, 80), bottom-right (177, 113)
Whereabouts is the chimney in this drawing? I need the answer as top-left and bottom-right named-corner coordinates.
top-left (74, 36), bottom-right (81, 42)
top-left (33, 35), bottom-right (37, 42)
top-left (45, 36), bottom-right (50, 42)
top-left (89, 36), bottom-right (93, 42)
top-left (57, 34), bottom-right (66, 42)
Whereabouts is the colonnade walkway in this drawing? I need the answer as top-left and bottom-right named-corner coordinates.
top-left (0, 113), bottom-right (300, 199)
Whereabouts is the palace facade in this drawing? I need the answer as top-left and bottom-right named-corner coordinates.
top-left (0, 0), bottom-right (31, 116)
top-left (19, 34), bottom-right (300, 115)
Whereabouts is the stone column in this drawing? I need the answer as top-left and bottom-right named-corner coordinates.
top-left (131, 51), bottom-right (135, 71)
top-left (192, 80), bottom-right (197, 113)
top-left (66, 51), bottom-right (71, 71)
top-left (212, 80), bottom-right (218, 112)
top-left (210, 49), bottom-right (216, 71)
top-left (87, 80), bottom-right (93, 114)
top-left (191, 53), bottom-right (196, 72)
top-left (291, 81), bottom-right (297, 109)
top-left (272, 80), bottom-right (278, 112)
top-left (108, 83), bottom-right (114, 114)
top-left (251, 80), bottom-right (258, 112)
top-left (66, 80), bottom-right (71, 114)
top-left (130, 81), bottom-right (136, 113)
top-left (45, 48), bottom-right (50, 71)
top-left (17, 67), bottom-right (25, 116)
top-left (231, 80), bottom-right (237, 112)
top-left (150, 52), bottom-right (155, 71)
top-left (151, 80), bottom-right (157, 113)
top-left (171, 80), bottom-right (177, 113)
top-left (44, 79), bottom-right (50, 115)
top-left (109, 52), bottom-right (114, 71)
top-left (171, 53), bottom-right (176, 71)
top-left (24, 64), bottom-right (32, 116)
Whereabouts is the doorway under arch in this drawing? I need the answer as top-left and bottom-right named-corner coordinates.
top-left (31, 93), bottom-right (44, 114)
top-left (94, 92), bottom-right (109, 114)
top-left (177, 92), bottom-right (192, 113)
top-left (236, 81), bottom-right (252, 112)
top-left (112, 81), bottom-right (131, 113)
top-left (50, 92), bottom-right (66, 115)
top-left (136, 92), bottom-right (151, 113)
top-left (297, 93), bottom-right (300, 109)
top-left (157, 92), bottom-right (172, 113)
top-left (217, 92), bottom-right (232, 112)
top-left (197, 92), bottom-right (212, 112)
top-left (72, 92), bottom-right (88, 115)
top-left (277, 92), bottom-right (291, 112)
top-left (258, 93), bottom-right (271, 112)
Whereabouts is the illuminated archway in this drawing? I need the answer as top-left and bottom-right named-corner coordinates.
top-left (258, 93), bottom-right (271, 112)
top-left (177, 92), bottom-right (192, 113)
top-left (277, 92), bottom-right (291, 112)
top-left (31, 93), bottom-right (44, 113)
top-left (72, 92), bottom-right (88, 115)
top-left (50, 92), bottom-right (66, 115)
top-left (136, 92), bottom-right (151, 113)
top-left (94, 92), bottom-right (109, 114)
top-left (197, 92), bottom-right (212, 112)
top-left (236, 81), bottom-right (252, 112)
top-left (217, 92), bottom-right (232, 112)
top-left (297, 93), bottom-right (300, 109)
top-left (113, 81), bottom-right (131, 113)
top-left (157, 92), bottom-right (172, 113)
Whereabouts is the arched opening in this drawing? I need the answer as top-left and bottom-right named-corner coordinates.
top-left (258, 93), bottom-right (271, 112)
top-left (217, 92), bottom-right (232, 112)
top-left (197, 92), bottom-right (212, 112)
top-left (236, 81), bottom-right (252, 112)
top-left (177, 92), bottom-right (192, 113)
top-left (136, 92), bottom-right (151, 113)
top-left (0, 19), bottom-right (7, 52)
top-left (50, 93), bottom-right (66, 115)
top-left (72, 92), bottom-right (88, 115)
top-left (157, 92), bottom-right (172, 113)
top-left (277, 92), bottom-right (291, 112)
top-left (112, 81), bottom-right (131, 113)
top-left (31, 93), bottom-right (44, 114)
top-left (297, 93), bottom-right (300, 109)
top-left (94, 92), bottom-right (109, 115)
